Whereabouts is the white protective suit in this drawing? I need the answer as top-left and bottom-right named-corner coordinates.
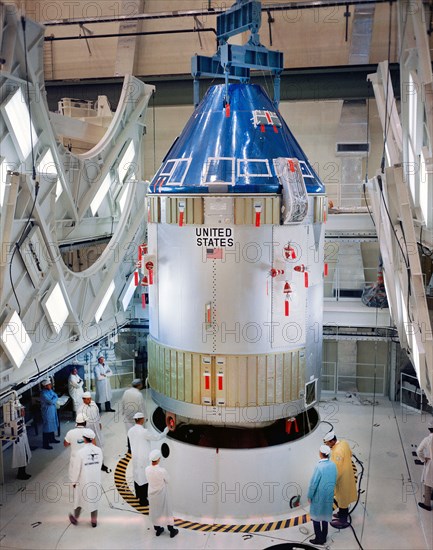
top-left (71, 443), bottom-right (103, 512)
top-left (122, 388), bottom-right (146, 431)
top-left (64, 426), bottom-right (86, 480)
top-left (127, 424), bottom-right (168, 486)
top-left (77, 402), bottom-right (104, 448)
top-left (417, 432), bottom-right (433, 488)
top-left (68, 373), bottom-right (84, 411)
top-left (12, 425), bottom-right (31, 469)
top-left (145, 463), bottom-right (174, 527)
top-left (94, 362), bottom-right (113, 404)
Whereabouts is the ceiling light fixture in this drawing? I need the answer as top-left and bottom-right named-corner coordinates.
top-left (0, 311), bottom-right (32, 368)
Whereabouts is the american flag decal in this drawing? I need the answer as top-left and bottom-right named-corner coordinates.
top-left (206, 248), bottom-right (223, 260)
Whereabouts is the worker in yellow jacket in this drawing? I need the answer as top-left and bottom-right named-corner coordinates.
top-left (324, 430), bottom-right (357, 527)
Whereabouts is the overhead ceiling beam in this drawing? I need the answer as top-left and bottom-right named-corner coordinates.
top-left (41, 0), bottom-right (392, 27)
top-left (45, 64), bottom-right (401, 110)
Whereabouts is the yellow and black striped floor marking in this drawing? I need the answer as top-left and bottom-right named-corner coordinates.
top-left (114, 453), bottom-right (311, 533)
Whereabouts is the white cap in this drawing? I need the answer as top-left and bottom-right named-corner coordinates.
top-left (98, 354), bottom-right (104, 359)
top-left (133, 412), bottom-right (145, 420)
top-left (76, 413), bottom-right (86, 424)
top-left (323, 431), bottom-right (335, 442)
top-left (428, 419), bottom-right (433, 429)
top-left (82, 429), bottom-right (95, 440)
top-left (320, 444), bottom-right (331, 455)
top-left (41, 379), bottom-right (51, 386)
top-left (82, 391), bottom-right (92, 398)
top-left (149, 449), bottom-right (161, 462)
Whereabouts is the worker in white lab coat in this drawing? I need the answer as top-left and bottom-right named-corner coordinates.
top-left (68, 367), bottom-right (84, 412)
top-left (417, 418), bottom-right (433, 511)
top-left (145, 449), bottom-right (179, 538)
top-left (68, 429), bottom-right (103, 528)
top-left (121, 379), bottom-right (146, 432)
top-left (77, 393), bottom-right (103, 447)
top-left (127, 412), bottom-right (169, 506)
top-left (94, 356), bottom-right (115, 412)
top-left (77, 392), bottom-right (111, 473)
top-left (12, 402), bottom-right (32, 480)
top-left (64, 413), bottom-right (89, 481)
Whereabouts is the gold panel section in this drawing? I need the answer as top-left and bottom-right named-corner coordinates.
top-left (147, 337), bottom-right (306, 407)
top-left (170, 349), bottom-right (178, 399)
top-left (283, 352), bottom-right (292, 401)
top-left (177, 352), bottom-right (185, 402)
top-left (193, 197), bottom-right (204, 223)
top-left (266, 354), bottom-right (276, 404)
top-left (184, 353), bottom-right (192, 403)
top-left (170, 197), bottom-right (177, 224)
top-left (265, 197), bottom-right (274, 224)
top-left (226, 356), bottom-right (238, 407)
top-left (257, 355), bottom-right (266, 406)
top-left (192, 353), bottom-right (201, 403)
top-left (238, 356), bottom-right (248, 407)
top-left (247, 356), bottom-right (257, 406)
top-left (186, 198), bottom-right (194, 224)
top-left (163, 196), bottom-right (171, 223)
top-left (148, 196), bottom-right (280, 225)
top-left (164, 347), bottom-right (171, 396)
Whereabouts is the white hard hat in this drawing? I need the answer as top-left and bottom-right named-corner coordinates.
top-left (323, 431), bottom-right (335, 442)
top-left (149, 449), bottom-right (161, 462)
top-left (133, 412), bottom-right (145, 420)
top-left (82, 429), bottom-right (95, 440)
top-left (82, 391), bottom-right (92, 398)
top-left (320, 444), bottom-right (331, 455)
top-left (41, 379), bottom-right (51, 386)
top-left (76, 413), bottom-right (86, 424)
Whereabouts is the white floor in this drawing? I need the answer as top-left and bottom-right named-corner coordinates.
top-left (0, 390), bottom-right (432, 550)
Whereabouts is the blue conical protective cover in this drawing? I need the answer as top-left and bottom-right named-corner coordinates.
top-left (149, 83), bottom-right (324, 195)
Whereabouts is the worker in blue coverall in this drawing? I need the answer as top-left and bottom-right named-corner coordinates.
top-left (307, 444), bottom-right (338, 545)
top-left (40, 379), bottom-right (60, 449)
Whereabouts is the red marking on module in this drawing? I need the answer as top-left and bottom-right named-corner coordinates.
top-left (145, 261), bottom-right (154, 285)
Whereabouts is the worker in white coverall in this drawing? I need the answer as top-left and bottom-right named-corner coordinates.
top-left (64, 413), bottom-right (89, 481)
top-left (121, 378), bottom-right (146, 432)
top-left (12, 401), bottom-right (32, 480)
top-left (94, 355), bottom-right (115, 412)
top-left (77, 392), bottom-right (111, 473)
top-left (145, 449), bottom-right (179, 538)
top-left (127, 412), bottom-right (168, 506)
top-left (68, 428), bottom-right (103, 528)
top-left (68, 367), bottom-right (84, 412)
top-left (417, 418), bottom-right (433, 511)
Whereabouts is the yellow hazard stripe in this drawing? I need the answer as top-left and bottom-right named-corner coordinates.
top-left (114, 453), bottom-right (310, 532)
